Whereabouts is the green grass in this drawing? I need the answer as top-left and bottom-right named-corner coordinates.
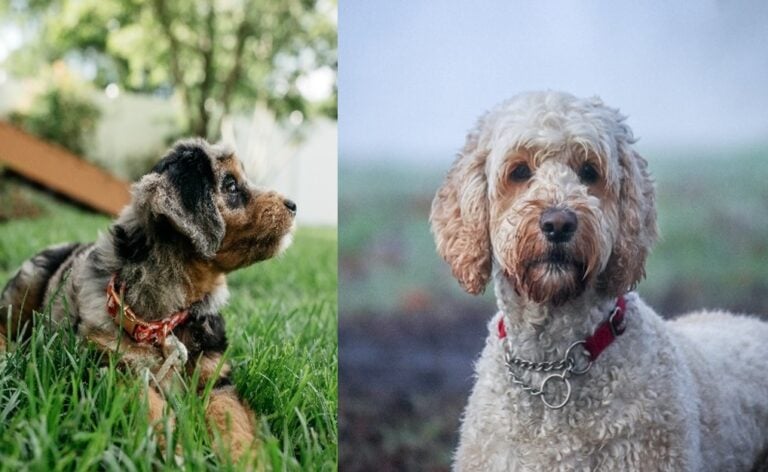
top-left (640, 146), bottom-right (768, 311)
top-left (0, 184), bottom-right (338, 471)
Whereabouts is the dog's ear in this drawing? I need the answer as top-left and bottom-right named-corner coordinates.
top-left (430, 127), bottom-right (492, 295)
top-left (134, 140), bottom-right (225, 259)
top-left (599, 138), bottom-right (658, 295)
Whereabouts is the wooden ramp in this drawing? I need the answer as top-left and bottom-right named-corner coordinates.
top-left (0, 122), bottom-right (130, 216)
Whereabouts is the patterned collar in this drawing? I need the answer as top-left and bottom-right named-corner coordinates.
top-left (105, 274), bottom-right (190, 345)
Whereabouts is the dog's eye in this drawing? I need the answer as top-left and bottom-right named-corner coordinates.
top-left (578, 163), bottom-right (599, 184)
top-left (509, 164), bottom-right (532, 182)
top-left (223, 176), bottom-right (238, 194)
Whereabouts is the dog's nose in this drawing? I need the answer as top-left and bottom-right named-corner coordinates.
top-left (539, 208), bottom-right (577, 243)
top-left (284, 199), bottom-right (297, 215)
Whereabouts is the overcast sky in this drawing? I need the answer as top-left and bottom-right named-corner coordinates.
top-left (339, 0), bottom-right (768, 161)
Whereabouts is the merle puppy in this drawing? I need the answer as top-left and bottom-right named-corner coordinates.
top-left (0, 138), bottom-right (296, 462)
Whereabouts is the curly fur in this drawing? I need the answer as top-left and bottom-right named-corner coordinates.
top-left (431, 91), bottom-right (768, 471)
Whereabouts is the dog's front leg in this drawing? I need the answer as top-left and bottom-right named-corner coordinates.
top-left (143, 381), bottom-right (178, 456)
top-left (145, 383), bottom-right (168, 429)
top-left (84, 332), bottom-right (182, 457)
top-left (85, 332), bottom-right (174, 419)
top-left (86, 331), bottom-right (165, 372)
top-left (194, 351), bottom-right (259, 464)
top-left (175, 312), bottom-right (259, 464)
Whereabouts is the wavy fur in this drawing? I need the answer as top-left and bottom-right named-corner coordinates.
top-left (431, 91), bottom-right (768, 471)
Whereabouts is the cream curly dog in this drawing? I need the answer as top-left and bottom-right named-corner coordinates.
top-left (430, 91), bottom-right (768, 471)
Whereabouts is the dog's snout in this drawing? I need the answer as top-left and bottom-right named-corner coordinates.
top-left (283, 199), bottom-right (297, 215)
top-left (539, 208), bottom-right (577, 243)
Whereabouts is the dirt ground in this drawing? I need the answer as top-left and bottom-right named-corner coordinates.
top-left (339, 294), bottom-right (768, 472)
top-left (339, 303), bottom-right (491, 471)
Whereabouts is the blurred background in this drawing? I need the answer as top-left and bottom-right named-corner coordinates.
top-left (338, 1), bottom-right (768, 470)
top-left (0, 0), bottom-right (337, 225)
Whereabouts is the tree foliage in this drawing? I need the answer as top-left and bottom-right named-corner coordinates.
top-left (9, 79), bottom-right (101, 155)
top-left (5, 0), bottom-right (337, 138)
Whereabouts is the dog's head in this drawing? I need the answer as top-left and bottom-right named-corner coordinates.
top-left (430, 91), bottom-right (657, 305)
top-left (122, 138), bottom-right (296, 271)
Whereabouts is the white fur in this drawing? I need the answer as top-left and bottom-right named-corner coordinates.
top-left (433, 91), bottom-right (768, 471)
top-left (457, 272), bottom-right (768, 471)
top-left (277, 221), bottom-right (297, 255)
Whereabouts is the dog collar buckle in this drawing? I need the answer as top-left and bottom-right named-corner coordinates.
top-left (608, 303), bottom-right (626, 338)
top-left (582, 295), bottom-right (627, 360)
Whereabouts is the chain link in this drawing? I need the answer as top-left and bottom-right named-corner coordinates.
top-left (503, 340), bottom-right (591, 408)
top-left (504, 348), bottom-right (574, 396)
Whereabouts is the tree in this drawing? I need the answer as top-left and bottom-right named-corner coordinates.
top-left (4, 0), bottom-right (337, 139)
top-left (9, 79), bottom-right (101, 155)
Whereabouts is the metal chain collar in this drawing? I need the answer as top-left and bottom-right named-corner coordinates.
top-left (503, 339), bottom-right (593, 409)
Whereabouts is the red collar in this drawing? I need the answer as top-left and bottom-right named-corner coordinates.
top-left (105, 274), bottom-right (190, 346)
top-left (498, 295), bottom-right (627, 361)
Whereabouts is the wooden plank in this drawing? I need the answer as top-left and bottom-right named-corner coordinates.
top-left (0, 122), bottom-right (131, 216)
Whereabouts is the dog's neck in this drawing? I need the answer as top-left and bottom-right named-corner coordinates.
top-left (93, 211), bottom-right (229, 322)
top-left (492, 267), bottom-right (617, 360)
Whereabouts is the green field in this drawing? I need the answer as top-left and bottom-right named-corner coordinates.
top-left (340, 146), bottom-right (768, 317)
top-left (0, 183), bottom-right (338, 471)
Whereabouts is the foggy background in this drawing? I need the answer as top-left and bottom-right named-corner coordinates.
top-left (340, 0), bottom-right (768, 160)
top-left (339, 1), bottom-right (768, 470)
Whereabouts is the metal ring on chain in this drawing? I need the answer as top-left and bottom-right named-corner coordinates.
top-left (540, 373), bottom-right (571, 409)
top-left (504, 339), bottom-right (594, 409)
top-left (565, 340), bottom-right (592, 375)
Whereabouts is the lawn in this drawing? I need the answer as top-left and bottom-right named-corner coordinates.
top-left (0, 182), bottom-right (338, 471)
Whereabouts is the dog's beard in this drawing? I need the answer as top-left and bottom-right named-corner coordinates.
top-left (515, 247), bottom-right (588, 305)
top-left (502, 213), bottom-right (603, 306)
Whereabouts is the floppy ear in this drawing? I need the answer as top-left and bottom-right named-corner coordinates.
top-left (430, 128), bottom-right (492, 295)
top-left (598, 138), bottom-right (658, 296)
top-left (134, 142), bottom-right (225, 259)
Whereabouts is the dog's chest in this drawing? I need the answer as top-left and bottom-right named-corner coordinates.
top-left (460, 325), bottom-right (689, 470)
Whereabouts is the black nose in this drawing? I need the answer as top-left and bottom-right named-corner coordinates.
top-left (539, 208), bottom-right (577, 243)
top-left (284, 199), bottom-right (297, 215)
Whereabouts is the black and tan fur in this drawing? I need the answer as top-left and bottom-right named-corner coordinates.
top-left (0, 138), bottom-right (296, 462)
